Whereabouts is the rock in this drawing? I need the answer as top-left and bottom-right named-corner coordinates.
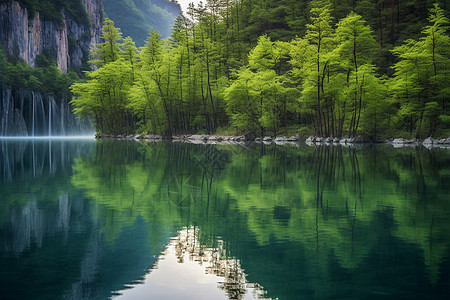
top-left (188, 135), bottom-right (203, 140)
top-left (274, 137), bottom-right (287, 142)
top-left (393, 138), bottom-right (408, 144)
top-left (306, 136), bottom-right (314, 143)
top-left (263, 136), bottom-right (273, 142)
top-left (255, 137), bottom-right (262, 142)
top-left (445, 137), bottom-right (450, 144)
top-left (0, 0), bottom-right (102, 73)
top-left (287, 136), bottom-right (298, 142)
top-left (143, 134), bottom-right (162, 140)
top-left (340, 138), bottom-right (347, 144)
top-left (315, 137), bottom-right (324, 143)
top-left (422, 137), bottom-right (436, 145)
top-left (333, 137), bottom-right (340, 143)
top-left (324, 137), bottom-right (333, 143)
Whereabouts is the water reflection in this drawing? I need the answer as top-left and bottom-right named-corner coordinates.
top-left (0, 140), bottom-right (449, 299)
top-left (114, 227), bottom-right (268, 300)
top-left (0, 138), bottom-right (95, 182)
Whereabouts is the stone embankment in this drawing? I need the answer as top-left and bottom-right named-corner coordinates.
top-left (95, 133), bottom-right (450, 148)
top-left (96, 132), bottom-right (262, 144)
top-left (305, 136), bottom-right (450, 148)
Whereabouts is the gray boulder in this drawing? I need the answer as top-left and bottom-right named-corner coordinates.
top-left (393, 138), bottom-right (408, 144)
top-left (306, 136), bottom-right (315, 143)
top-left (275, 137), bottom-right (287, 142)
top-left (423, 137), bottom-right (436, 145)
top-left (315, 137), bottom-right (324, 143)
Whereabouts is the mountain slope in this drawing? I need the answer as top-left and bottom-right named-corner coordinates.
top-left (102, 0), bottom-right (181, 44)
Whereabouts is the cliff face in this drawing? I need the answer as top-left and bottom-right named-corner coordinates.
top-left (0, 0), bottom-right (103, 73)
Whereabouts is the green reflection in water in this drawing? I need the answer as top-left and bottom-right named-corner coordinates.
top-left (1, 140), bottom-right (449, 299)
top-left (70, 141), bottom-right (450, 299)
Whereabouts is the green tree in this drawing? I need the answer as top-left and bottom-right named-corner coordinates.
top-left (225, 35), bottom-right (297, 135)
top-left (90, 18), bottom-right (123, 67)
top-left (71, 19), bottom-right (134, 134)
top-left (334, 11), bottom-right (379, 136)
top-left (301, 0), bottom-right (335, 137)
top-left (391, 3), bottom-right (450, 137)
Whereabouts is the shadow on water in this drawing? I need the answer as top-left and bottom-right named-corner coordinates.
top-left (1, 140), bottom-right (450, 299)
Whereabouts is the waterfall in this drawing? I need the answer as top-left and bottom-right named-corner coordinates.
top-left (0, 86), bottom-right (94, 136)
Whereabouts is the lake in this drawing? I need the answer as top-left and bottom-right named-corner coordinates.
top-left (0, 139), bottom-right (449, 299)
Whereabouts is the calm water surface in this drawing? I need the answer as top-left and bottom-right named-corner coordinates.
top-left (0, 139), bottom-right (449, 299)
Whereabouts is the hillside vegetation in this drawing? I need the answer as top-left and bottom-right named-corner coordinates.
top-left (71, 0), bottom-right (450, 139)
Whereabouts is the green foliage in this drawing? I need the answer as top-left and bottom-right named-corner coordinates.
top-left (391, 3), bottom-right (450, 138)
top-left (70, 1), bottom-right (450, 139)
top-left (71, 19), bottom-right (135, 134)
top-left (90, 18), bottom-right (123, 67)
top-left (0, 47), bottom-right (79, 97)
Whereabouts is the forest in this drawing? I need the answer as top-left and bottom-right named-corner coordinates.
top-left (0, 49), bottom-right (77, 99)
top-left (70, 0), bottom-right (450, 139)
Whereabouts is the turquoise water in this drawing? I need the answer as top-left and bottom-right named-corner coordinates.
top-left (0, 139), bottom-right (449, 299)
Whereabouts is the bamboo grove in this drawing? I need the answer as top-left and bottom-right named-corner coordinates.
top-left (71, 0), bottom-right (450, 139)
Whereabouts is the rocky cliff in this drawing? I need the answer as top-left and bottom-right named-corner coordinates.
top-left (0, 0), bottom-right (103, 73)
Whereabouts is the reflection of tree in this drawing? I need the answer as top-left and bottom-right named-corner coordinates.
top-left (69, 140), bottom-right (450, 295)
top-left (172, 227), bottom-right (267, 300)
top-left (221, 144), bottom-right (450, 285)
top-left (389, 148), bottom-right (450, 285)
top-left (167, 173), bottom-right (202, 208)
top-left (70, 141), bottom-right (237, 243)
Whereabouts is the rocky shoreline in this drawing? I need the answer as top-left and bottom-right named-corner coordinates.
top-left (95, 133), bottom-right (450, 148)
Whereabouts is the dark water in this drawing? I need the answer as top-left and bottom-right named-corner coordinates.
top-left (0, 139), bottom-right (449, 300)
